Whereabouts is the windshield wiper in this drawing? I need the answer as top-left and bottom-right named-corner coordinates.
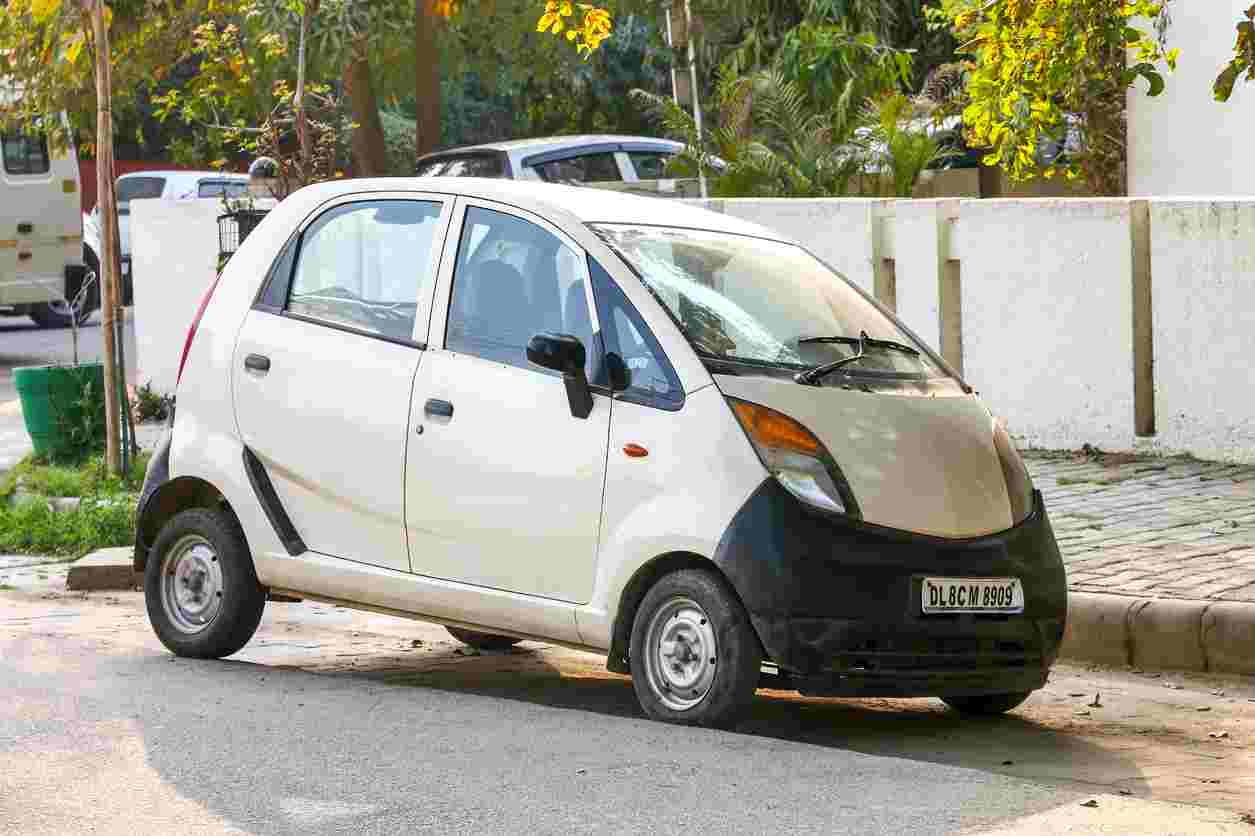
top-left (794, 331), bottom-right (920, 385)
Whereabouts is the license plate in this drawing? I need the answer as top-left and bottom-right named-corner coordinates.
top-left (922, 577), bottom-right (1023, 614)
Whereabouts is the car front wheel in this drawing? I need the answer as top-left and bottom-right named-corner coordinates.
top-left (144, 507), bottom-right (266, 658)
top-left (629, 568), bottom-right (761, 728)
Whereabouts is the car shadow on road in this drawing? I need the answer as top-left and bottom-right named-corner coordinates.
top-left (281, 639), bottom-right (1151, 800)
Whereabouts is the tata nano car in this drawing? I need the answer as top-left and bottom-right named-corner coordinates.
top-left (136, 178), bottom-right (1067, 728)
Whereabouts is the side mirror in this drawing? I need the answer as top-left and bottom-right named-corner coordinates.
top-left (605, 352), bottom-right (632, 393)
top-left (527, 332), bottom-right (593, 419)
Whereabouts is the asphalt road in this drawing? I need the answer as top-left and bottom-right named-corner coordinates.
top-left (2, 577), bottom-right (1253, 836)
top-left (0, 310), bottom-right (139, 468)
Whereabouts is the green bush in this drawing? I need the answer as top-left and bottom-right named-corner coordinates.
top-left (381, 110), bottom-right (418, 175)
top-left (1, 452), bottom-right (150, 500)
top-left (0, 496), bottom-right (136, 557)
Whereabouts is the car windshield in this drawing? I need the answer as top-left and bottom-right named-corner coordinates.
top-left (591, 224), bottom-right (946, 380)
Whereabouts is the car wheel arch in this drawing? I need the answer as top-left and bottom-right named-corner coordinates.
top-left (605, 551), bottom-right (762, 674)
top-left (134, 476), bottom-right (246, 573)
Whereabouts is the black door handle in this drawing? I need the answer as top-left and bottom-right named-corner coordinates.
top-left (424, 398), bottom-right (453, 418)
top-left (244, 353), bottom-right (271, 373)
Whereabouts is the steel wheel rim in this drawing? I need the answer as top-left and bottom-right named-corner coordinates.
top-left (160, 534), bottom-right (224, 635)
top-left (644, 596), bottom-right (718, 712)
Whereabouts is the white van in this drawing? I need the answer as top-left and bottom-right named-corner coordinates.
top-left (0, 128), bottom-right (95, 328)
top-left (134, 178), bottom-right (1068, 728)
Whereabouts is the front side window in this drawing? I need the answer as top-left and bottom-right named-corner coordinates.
top-left (533, 152), bottom-right (621, 184)
top-left (627, 151), bottom-right (674, 180)
top-left (589, 259), bottom-right (682, 407)
top-left (287, 200), bottom-right (443, 342)
top-left (446, 207), bottom-right (597, 379)
top-left (1, 131), bottom-right (51, 175)
top-left (593, 225), bottom-right (945, 381)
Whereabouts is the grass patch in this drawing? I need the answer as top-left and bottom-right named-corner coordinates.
top-left (0, 495), bottom-right (136, 557)
top-left (0, 452), bottom-right (150, 500)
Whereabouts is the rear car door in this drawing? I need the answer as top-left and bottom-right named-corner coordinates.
top-left (405, 200), bottom-right (610, 603)
top-left (233, 195), bottom-right (452, 572)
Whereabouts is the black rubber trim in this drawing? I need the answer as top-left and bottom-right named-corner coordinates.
top-left (133, 422), bottom-right (173, 567)
top-left (241, 446), bottom-right (306, 556)
top-left (711, 479), bottom-right (1068, 681)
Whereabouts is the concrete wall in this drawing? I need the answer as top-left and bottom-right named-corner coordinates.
top-left (1151, 200), bottom-right (1255, 462)
top-left (131, 194), bottom-right (1255, 463)
top-left (130, 198), bottom-right (221, 393)
top-left (1127, 3), bottom-right (1255, 196)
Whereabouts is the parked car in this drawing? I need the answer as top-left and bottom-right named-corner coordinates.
top-left (0, 126), bottom-right (95, 328)
top-left (83, 170), bottom-right (250, 304)
top-left (415, 135), bottom-right (685, 185)
top-left (135, 177), bottom-right (1067, 728)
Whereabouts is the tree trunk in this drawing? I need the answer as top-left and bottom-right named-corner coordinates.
top-left (414, 0), bottom-right (441, 159)
top-left (344, 43), bottom-right (389, 176)
top-left (85, 0), bottom-right (121, 476)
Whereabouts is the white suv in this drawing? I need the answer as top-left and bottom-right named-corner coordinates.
top-left (136, 178), bottom-right (1067, 727)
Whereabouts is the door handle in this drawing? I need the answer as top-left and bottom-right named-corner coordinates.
top-left (244, 353), bottom-right (271, 373)
top-left (424, 398), bottom-right (454, 418)
top-left (17, 222), bottom-right (32, 235)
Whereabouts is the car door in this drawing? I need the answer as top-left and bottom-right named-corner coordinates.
top-left (405, 199), bottom-right (610, 603)
top-left (233, 195), bottom-right (452, 573)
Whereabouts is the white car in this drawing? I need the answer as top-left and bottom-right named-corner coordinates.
top-left (83, 170), bottom-right (250, 303)
top-left (135, 178), bottom-right (1067, 727)
top-left (415, 135), bottom-right (684, 184)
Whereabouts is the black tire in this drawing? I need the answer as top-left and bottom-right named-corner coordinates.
top-left (942, 691), bottom-right (1033, 716)
top-left (445, 626), bottom-right (522, 651)
top-left (144, 507), bottom-right (266, 658)
top-left (629, 568), bottom-right (762, 728)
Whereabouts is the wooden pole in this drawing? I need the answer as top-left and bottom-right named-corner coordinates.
top-left (85, 0), bottom-right (121, 476)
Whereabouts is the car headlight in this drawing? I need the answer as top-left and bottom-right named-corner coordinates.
top-left (728, 397), bottom-right (860, 518)
top-left (992, 418), bottom-right (1034, 523)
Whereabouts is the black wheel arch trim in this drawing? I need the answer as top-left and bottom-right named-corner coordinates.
top-left (241, 446), bottom-right (307, 556)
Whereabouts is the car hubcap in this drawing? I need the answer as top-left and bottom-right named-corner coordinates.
top-left (644, 596), bottom-right (718, 711)
top-left (160, 534), bottom-right (224, 635)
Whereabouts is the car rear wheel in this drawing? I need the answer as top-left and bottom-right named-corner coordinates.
top-left (445, 627), bottom-right (521, 651)
top-left (145, 508), bottom-right (266, 658)
top-left (942, 691), bottom-right (1033, 716)
top-left (629, 568), bottom-right (761, 728)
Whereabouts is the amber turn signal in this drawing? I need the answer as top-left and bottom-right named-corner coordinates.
top-left (728, 398), bottom-right (822, 457)
top-left (623, 443), bottom-right (649, 458)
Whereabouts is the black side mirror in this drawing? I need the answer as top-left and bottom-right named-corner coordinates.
top-left (527, 332), bottom-right (593, 419)
top-left (605, 352), bottom-right (631, 393)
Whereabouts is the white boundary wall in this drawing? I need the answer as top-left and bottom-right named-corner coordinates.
top-left (131, 194), bottom-right (1255, 462)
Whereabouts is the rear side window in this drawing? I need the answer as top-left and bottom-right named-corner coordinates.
top-left (1, 132), bottom-right (51, 175)
top-left (589, 258), bottom-right (682, 408)
top-left (197, 180), bottom-right (250, 199)
top-left (415, 155), bottom-right (505, 178)
top-left (532, 152), bottom-right (621, 184)
top-left (446, 206), bottom-right (599, 380)
top-left (628, 151), bottom-right (674, 180)
top-left (116, 176), bottom-right (166, 215)
top-left (287, 200), bottom-right (443, 342)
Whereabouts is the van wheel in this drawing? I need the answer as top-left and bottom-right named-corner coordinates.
top-left (445, 626), bottom-right (521, 651)
top-left (629, 569), bottom-right (761, 728)
top-left (942, 691), bottom-right (1033, 716)
top-left (145, 508), bottom-right (266, 658)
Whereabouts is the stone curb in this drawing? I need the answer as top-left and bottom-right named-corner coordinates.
top-left (1062, 591), bottom-right (1255, 676)
top-left (60, 549), bottom-right (1255, 676)
top-left (64, 547), bottom-right (142, 591)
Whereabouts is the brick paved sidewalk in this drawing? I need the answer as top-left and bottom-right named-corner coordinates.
top-left (1027, 452), bottom-right (1255, 604)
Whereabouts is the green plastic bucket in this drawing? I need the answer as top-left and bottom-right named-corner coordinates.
top-left (13, 363), bottom-right (106, 460)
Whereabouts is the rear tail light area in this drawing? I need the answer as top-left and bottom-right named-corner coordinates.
top-left (176, 275), bottom-right (222, 387)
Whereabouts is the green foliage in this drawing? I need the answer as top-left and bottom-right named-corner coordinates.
top-left (0, 496), bottom-right (136, 557)
top-left (381, 109), bottom-right (418, 174)
top-left (1, 452), bottom-right (151, 500)
top-left (933, 0), bottom-right (1178, 194)
top-left (860, 92), bottom-right (948, 196)
top-left (1215, 4), bottom-right (1255, 101)
top-left (52, 373), bottom-right (108, 462)
top-left (132, 381), bottom-right (173, 424)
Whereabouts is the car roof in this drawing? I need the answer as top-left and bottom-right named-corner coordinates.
top-left (418, 135), bottom-right (684, 159)
top-left (281, 177), bottom-right (789, 243)
top-left (117, 170), bottom-right (248, 181)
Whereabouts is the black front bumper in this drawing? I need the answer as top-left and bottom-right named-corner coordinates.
top-left (712, 480), bottom-right (1068, 698)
